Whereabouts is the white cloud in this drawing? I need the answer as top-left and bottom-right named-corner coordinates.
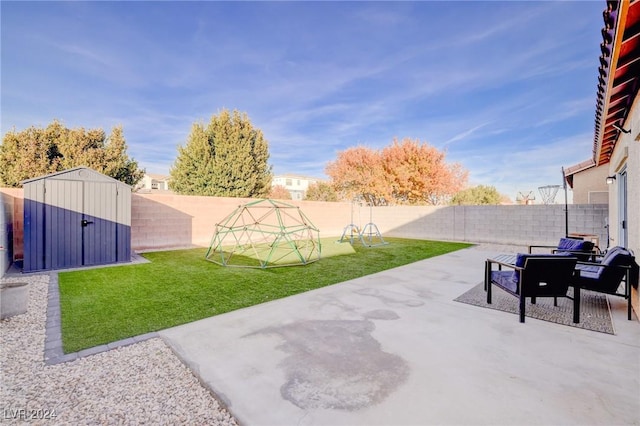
top-left (1, 0), bottom-right (603, 201)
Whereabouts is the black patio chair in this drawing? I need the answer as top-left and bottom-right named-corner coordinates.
top-left (529, 237), bottom-right (599, 261)
top-left (486, 254), bottom-right (579, 323)
top-left (575, 246), bottom-right (639, 320)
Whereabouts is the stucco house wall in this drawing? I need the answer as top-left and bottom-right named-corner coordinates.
top-left (571, 165), bottom-right (609, 204)
top-left (607, 94), bottom-right (639, 255)
top-left (605, 94), bottom-right (639, 316)
top-left (624, 96), bottom-right (639, 257)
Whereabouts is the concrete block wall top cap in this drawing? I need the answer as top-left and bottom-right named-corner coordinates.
top-left (0, 282), bottom-right (28, 289)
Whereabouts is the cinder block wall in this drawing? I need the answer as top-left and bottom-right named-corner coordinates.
top-left (131, 194), bottom-right (353, 251)
top-left (1, 188), bottom-right (610, 256)
top-left (132, 195), bottom-right (609, 252)
top-left (371, 204), bottom-right (608, 249)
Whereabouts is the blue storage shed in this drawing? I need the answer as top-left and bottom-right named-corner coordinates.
top-left (22, 167), bottom-right (131, 272)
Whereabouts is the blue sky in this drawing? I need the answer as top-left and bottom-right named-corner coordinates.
top-left (2, 1), bottom-right (603, 202)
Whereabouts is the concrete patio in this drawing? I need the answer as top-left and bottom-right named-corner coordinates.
top-left (160, 245), bottom-right (640, 426)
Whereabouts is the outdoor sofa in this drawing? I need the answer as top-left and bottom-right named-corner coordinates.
top-left (529, 237), bottom-right (598, 261)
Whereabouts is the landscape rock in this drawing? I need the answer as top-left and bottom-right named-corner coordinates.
top-left (0, 274), bottom-right (238, 425)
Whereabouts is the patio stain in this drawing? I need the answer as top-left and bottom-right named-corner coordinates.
top-left (354, 287), bottom-right (425, 307)
top-left (363, 309), bottom-right (400, 320)
top-left (253, 319), bottom-right (409, 410)
top-left (412, 287), bottom-right (440, 300)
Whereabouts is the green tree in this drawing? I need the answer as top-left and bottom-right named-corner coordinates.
top-left (304, 181), bottom-right (338, 202)
top-left (170, 109), bottom-right (272, 197)
top-left (0, 120), bottom-right (144, 187)
top-left (169, 123), bottom-right (215, 195)
top-left (450, 185), bottom-right (502, 205)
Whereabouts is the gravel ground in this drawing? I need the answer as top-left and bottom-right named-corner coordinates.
top-left (0, 274), bottom-right (238, 425)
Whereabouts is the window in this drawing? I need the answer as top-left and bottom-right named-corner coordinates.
top-left (285, 179), bottom-right (292, 186)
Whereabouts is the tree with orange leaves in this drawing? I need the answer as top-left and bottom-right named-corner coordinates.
top-left (326, 138), bottom-right (467, 205)
top-left (325, 145), bottom-right (390, 206)
top-left (268, 184), bottom-right (292, 200)
top-left (382, 138), bottom-right (467, 205)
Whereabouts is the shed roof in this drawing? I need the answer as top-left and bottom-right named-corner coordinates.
top-left (21, 166), bottom-right (131, 187)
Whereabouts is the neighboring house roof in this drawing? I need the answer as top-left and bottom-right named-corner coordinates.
top-left (593, 0), bottom-right (640, 166)
top-left (145, 173), bottom-right (170, 181)
top-left (563, 158), bottom-right (596, 188)
top-left (273, 174), bottom-right (324, 182)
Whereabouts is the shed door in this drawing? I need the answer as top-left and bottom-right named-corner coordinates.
top-left (44, 180), bottom-right (118, 269)
top-left (83, 182), bottom-right (118, 266)
top-left (81, 182), bottom-right (118, 265)
top-left (45, 180), bottom-right (83, 269)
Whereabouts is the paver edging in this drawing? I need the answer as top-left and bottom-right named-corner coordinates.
top-left (43, 271), bottom-right (159, 365)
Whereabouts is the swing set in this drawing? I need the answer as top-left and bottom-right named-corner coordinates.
top-left (339, 196), bottom-right (388, 247)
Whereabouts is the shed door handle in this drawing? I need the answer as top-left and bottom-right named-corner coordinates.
top-left (81, 219), bottom-right (94, 227)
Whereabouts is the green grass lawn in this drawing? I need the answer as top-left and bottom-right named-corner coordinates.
top-left (58, 237), bottom-right (472, 353)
